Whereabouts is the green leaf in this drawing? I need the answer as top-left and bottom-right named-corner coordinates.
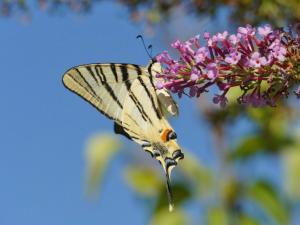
top-left (150, 208), bottom-right (189, 225)
top-left (282, 143), bottom-right (300, 200)
top-left (229, 134), bottom-right (292, 160)
top-left (247, 107), bottom-right (289, 133)
top-left (207, 207), bottom-right (229, 225)
top-left (226, 86), bottom-right (243, 104)
top-left (85, 133), bottom-right (121, 197)
top-left (124, 165), bottom-right (162, 197)
top-left (229, 135), bottom-right (265, 159)
top-left (238, 214), bottom-right (260, 225)
top-left (178, 151), bottom-right (212, 195)
top-left (247, 181), bottom-right (289, 225)
top-left (146, 8), bottom-right (161, 24)
top-left (155, 183), bottom-right (192, 212)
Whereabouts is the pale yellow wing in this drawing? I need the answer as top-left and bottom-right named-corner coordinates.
top-left (120, 75), bottom-right (171, 144)
top-left (156, 89), bottom-right (179, 116)
top-left (62, 63), bottom-right (147, 124)
top-left (120, 75), bottom-right (181, 212)
top-left (148, 61), bottom-right (179, 116)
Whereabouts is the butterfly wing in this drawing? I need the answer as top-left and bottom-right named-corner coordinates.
top-left (147, 61), bottom-right (179, 116)
top-left (120, 75), bottom-right (181, 159)
top-left (156, 89), bottom-right (179, 117)
top-left (120, 75), bottom-right (166, 142)
top-left (62, 63), bottom-right (145, 124)
top-left (120, 75), bottom-right (182, 211)
top-left (63, 61), bottom-right (183, 211)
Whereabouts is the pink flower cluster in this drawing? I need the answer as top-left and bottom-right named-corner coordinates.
top-left (156, 24), bottom-right (300, 107)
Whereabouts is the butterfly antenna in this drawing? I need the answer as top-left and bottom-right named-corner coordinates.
top-left (136, 35), bottom-right (153, 60)
top-left (165, 171), bottom-right (174, 212)
top-left (148, 44), bottom-right (153, 57)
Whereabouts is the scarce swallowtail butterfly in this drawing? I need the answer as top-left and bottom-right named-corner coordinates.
top-left (62, 60), bottom-right (184, 211)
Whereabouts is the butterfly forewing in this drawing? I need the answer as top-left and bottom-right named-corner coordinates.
top-left (62, 63), bottom-right (146, 123)
top-left (121, 76), bottom-right (171, 146)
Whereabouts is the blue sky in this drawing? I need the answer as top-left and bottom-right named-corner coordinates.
top-left (0, 2), bottom-right (214, 225)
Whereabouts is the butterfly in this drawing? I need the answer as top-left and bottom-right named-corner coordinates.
top-left (62, 60), bottom-right (184, 211)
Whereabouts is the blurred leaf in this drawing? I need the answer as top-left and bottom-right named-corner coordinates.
top-left (85, 133), bottom-right (120, 197)
top-left (198, 88), bottom-right (246, 129)
top-left (229, 134), bottom-right (292, 160)
top-left (207, 207), bottom-right (229, 225)
top-left (223, 177), bottom-right (240, 209)
top-left (238, 214), bottom-right (260, 225)
top-left (155, 183), bottom-right (192, 212)
top-left (146, 8), bottom-right (161, 24)
top-left (178, 151), bottom-right (212, 195)
top-left (202, 104), bottom-right (244, 128)
top-left (150, 208), bottom-right (189, 225)
top-left (124, 165), bottom-right (162, 197)
top-left (229, 135), bottom-right (265, 159)
top-left (229, 104), bottom-right (294, 159)
top-left (247, 107), bottom-right (290, 133)
top-left (282, 139), bottom-right (300, 200)
top-left (247, 181), bottom-right (289, 225)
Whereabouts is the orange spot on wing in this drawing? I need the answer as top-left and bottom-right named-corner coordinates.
top-left (161, 128), bottom-right (172, 142)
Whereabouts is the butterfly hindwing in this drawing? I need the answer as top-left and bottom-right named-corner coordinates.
top-left (156, 89), bottom-right (179, 116)
top-left (147, 61), bottom-right (179, 116)
top-left (120, 75), bottom-right (171, 146)
top-left (113, 122), bottom-right (132, 140)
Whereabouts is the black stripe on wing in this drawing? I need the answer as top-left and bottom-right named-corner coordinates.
top-left (75, 68), bottom-right (98, 96)
top-left (86, 66), bottom-right (100, 85)
top-left (137, 76), bottom-right (162, 120)
top-left (120, 64), bottom-right (143, 90)
top-left (128, 89), bottom-right (153, 124)
top-left (122, 125), bottom-right (142, 138)
top-left (94, 65), bottom-right (107, 83)
top-left (116, 65), bottom-right (152, 123)
top-left (110, 64), bottom-right (119, 82)
top-left (146, 62), bottom-right (161, 99)
top-left (90, 65), bottom-right (123, 109)
top-left (62, 73), bottom-right (119, 122)
top-left (65, 72), bottom-right (99, 101)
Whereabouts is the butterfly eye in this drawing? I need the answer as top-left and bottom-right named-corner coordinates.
top-left (168, 131), bottom-right (177, 140)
